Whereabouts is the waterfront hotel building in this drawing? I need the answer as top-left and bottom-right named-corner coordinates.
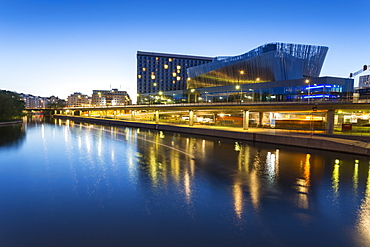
top-left (137, 43), bottom-right (354, 104)
top-left (136, 51), bottom-right (213, 95)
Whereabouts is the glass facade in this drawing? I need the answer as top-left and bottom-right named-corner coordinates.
top-left (137, 77), bottom-right (354, 104)
top-left (137, 51), bottom-right (213, 95)
top-left (187, 77), bottom-right (353, 103)
top-left (187, 43), bottom-right (328, 89)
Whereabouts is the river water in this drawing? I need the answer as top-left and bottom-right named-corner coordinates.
top-left (0, 116), bottom-right (370, 247)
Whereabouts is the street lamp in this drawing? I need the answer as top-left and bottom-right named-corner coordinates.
top-left (235, 71), bottom-right (245, 103)
top-left (249, 89), bottom-right (254, 102)
top-left (305, 79), bottom-right (310, 103)
top-left (255, 78), bottom-right (260, 102)
top-left (235, 85), bottom-right (241, 102)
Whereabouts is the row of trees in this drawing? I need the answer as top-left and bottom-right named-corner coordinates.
top-left (0, 90), bottom-right (25, 122)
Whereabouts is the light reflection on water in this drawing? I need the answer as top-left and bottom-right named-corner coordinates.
top-left (1, 118), bottom-right (370, 246)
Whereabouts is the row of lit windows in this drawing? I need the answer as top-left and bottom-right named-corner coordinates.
top-left (137, 59), bottom-right (209, 65)
top-left (138, 77), bottom-right (182, 82)
top-left (138, 61), bottom-right (206, 66)
top-left (140, 67), bottom-right (182, 72)
top-left (138, 75), bottom-right (182, 79)
top-left (139, 81), bottom-right (183, 86)
top-left (138, 56), bottom-right (210, 63)
top-left (138, 70), bottom-right (184, 76)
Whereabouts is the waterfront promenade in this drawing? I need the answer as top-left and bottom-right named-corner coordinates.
top-left (54, 115), bottom-right (370, 156)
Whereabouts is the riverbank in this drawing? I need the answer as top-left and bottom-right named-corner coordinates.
top-left (54, 115), bottom-right (370, 156)
top-left (0, 120), bottom-right (23, 126)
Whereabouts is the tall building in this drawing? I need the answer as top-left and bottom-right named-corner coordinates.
top-left (91, 89), bottom-right (131, 106)
top-left (359, 75), bottom-right (370, 89)
top-left (136, 51), bottom-right (213, 94)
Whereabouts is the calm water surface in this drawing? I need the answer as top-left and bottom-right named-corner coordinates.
top-left (1, 117), bottom-right (370, 247)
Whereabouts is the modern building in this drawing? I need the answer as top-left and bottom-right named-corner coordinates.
top-left (136, 51), bottom-right (213, 95)
top-left (137, 43), bottom-right (353, 104)
top-left (67, 92), bottom-right (90, 107)
top-left (187, 42), bottom-right (328, 89)
top-left (359, 75), bottom-right (370, 89)
top-left (91, 89), bottom-right (131, 106)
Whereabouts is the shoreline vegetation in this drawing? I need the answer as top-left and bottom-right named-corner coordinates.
top-left (0, 90), bottom-right (25, 122)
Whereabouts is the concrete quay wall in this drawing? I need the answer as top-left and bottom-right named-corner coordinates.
top-left (0, 120), bottom-right (23, 126)
top-left (55, 115), bottom-right (370, 156)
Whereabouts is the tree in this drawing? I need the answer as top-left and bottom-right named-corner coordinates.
top-left (0, 90), bottom-right (25, 121)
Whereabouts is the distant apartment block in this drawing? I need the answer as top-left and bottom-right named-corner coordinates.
top-left (20, 94), bottom-right (46, 108)
top-left (67, 92), bottom-right (90, 107)
top-left (20, 94), bottom-right (64, 108)
top-left (137, 51), bottom-right (213, 94)
top-left (91, 89), bottom-right (131, 106)
top-left (359, 75), bottom-right (370, 89)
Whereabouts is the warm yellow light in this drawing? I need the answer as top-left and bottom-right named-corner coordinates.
top-left (172, 81), bottom-right (176, 84)
top-left (156, 57), bottom-right (158, 61)
top-left (190, 89), bottom-right (195, 93)
top-left (158, 91), bottom-right (163, 95)
top-left (164, 64), bottom-right (168, 69)
top-left (142, 68), bottom-right (146, 71)
top-left (219, 113), bottom-right (225, 118)
top-left (235, 85), bottom-right (240, 90)
top-left (177, 76), bottom-right (181, 81)
top-left (256, 78), bottom-right (260, 81)
top-left (187, 78), bottom-right (191, 81)
top-left (153, 83), bottom-right (157, 86)
top-left (177, 69), bottom-right (180, 73)
top-left (169, 58), bottom-right (172, 62)
top-left (240, 70), bottom-right (244, 75)
top-left (172, 72), bottom-right (177, 77)
top-left (177, 65), bottom-right (181, 69)
top-left (305, 79), bottom-right (310, 83)
top-left (151, 75), bottom-right (156, 79)
top-left (138, 75), bottom-right (142, 78)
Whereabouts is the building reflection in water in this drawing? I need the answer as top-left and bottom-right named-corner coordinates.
top-left (48, 120), bottom-right (370, 233)
top-left (356, 163), bottom-right (370, 245)
top-left (353, 159), bottom-right (359, 195)
top-left (332, 159), bottom-right (340, 201)
top-left (295, 154), bottom-right (311, 210)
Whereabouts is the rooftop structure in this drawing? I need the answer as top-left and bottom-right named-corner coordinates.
top-left (187, 42), bottom-right (329, 89)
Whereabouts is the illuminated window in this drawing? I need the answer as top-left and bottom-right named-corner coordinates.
top-left (172, 81), bottom-right (176, 84)
top-left (172, 72), bottom-right (177, 77)
top-left (151, 72), bottom-right (155, 75)
top-left (138, 75), bottom-right (142, 79)
top-left (156, 57), bottom-right (158, 61)
top-left (169, 58), bottom-right (172, 62)
top-left (164, 64), bottom-right (168, 69)
top-left (176, 65), bottom-right (181, 69)
top-left (142, 68), bottom-right (146, 71)
top-left (177, 76), bottom-right (181, 81)
top-left (151, 75), bottom-right (156, 79)
top-left (177, 69), bottom-right (180, 73)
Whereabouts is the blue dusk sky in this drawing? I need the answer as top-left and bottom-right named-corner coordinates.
top-left (0, 0), bottom-right (369, 100)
